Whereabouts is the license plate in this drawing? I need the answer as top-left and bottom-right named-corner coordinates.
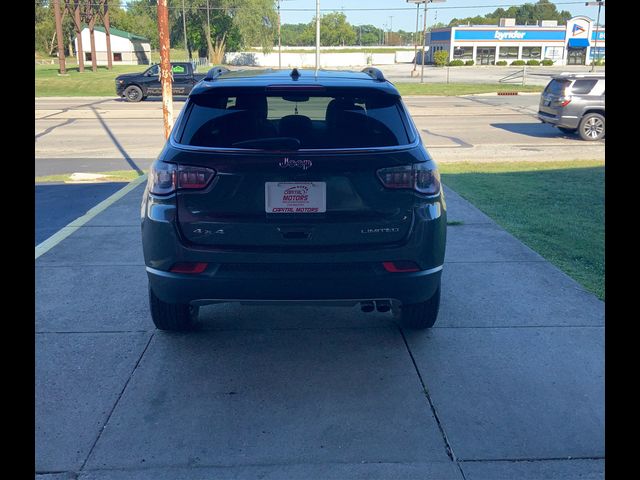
top-left (265, 182), bottom-right (326, 213)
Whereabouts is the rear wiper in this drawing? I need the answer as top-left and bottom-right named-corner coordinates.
top-left (231, 137), bottom-right (301, 150)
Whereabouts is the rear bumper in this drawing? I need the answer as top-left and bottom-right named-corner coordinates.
top-left (537, 110), bottom-right (579, 129)
top-left (142, 191), bottom-right (446, 306)
top-left (147, 264), bottom-right (442, 306)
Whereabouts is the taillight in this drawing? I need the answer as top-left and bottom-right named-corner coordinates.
top-left (559, 96), bottom-right (572, 107)
top-left (148, 163), bottom-right (215, 195)
top-left (169, 262), bottom-right (208, 274)
top-left (377, 162), bottom-right (441, 195)
top-left (382, 261), bottom-right (420, 273)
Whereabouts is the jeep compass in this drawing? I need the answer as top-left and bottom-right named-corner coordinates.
top-left (141, 67), bottom-right (446, 330)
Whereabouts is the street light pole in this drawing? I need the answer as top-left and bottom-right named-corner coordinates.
top-left (420, 1), bottom-right (428, 83)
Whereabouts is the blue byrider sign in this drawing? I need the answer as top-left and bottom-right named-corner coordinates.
top-left (454, 29), bottom-right (566, 41)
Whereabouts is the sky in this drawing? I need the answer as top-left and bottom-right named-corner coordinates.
top-left (274, 0), bottom-right (606, 31)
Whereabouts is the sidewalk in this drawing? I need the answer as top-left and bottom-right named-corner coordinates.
top-left (35, 183), bottom-right (604, 479)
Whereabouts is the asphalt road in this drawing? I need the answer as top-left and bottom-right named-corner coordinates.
top-left (35, 93), bottom-right (604, 178)
top-left (34, 94), bottom-right (604, 246)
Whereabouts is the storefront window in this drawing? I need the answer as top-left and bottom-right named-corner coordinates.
top-left (453, 47), bottom-right (473, 60)
top-left (499, 47), bottom-right (519, 59)
top-left (544, 46), bottom-right (564, 62)
top-left (590, 47), bottom-right (605, 61)
top-left (522, 47), bottom-right (541, 59)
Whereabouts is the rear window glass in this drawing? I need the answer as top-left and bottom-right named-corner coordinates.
top-left (570, 79), bottom-right (597, 95)
top-left (178, 92), bottom-right (411, 149)
top-left (544, 79), bottom-right (570, 95)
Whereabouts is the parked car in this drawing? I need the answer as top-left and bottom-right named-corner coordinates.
top-left (538, 73), bottom-right (605, 141)
top-left (115, 62), bottom-right (206, 102)
top-left (141, 67), bottom-right (446, 331)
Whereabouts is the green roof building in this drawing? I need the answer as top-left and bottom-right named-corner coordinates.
top-left (75, 26), bottom-right (151, 65)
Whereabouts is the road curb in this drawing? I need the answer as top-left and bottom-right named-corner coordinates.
top-left (35, 174), bottom-right (147, 259)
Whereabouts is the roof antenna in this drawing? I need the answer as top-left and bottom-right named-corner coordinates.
top-left (290, 68), bottom-right (300, 79)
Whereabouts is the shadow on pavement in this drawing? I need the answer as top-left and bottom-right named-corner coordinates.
top-left (35, 182), bottom-right (127, 245)
top-left (490, 122), bottom-right (568, 138)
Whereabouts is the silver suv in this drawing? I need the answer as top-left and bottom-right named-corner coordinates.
top-left (538, 73), bottom-right (605, 141)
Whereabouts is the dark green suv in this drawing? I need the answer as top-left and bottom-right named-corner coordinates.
top-left (141, 67), bottom-right (446, 331)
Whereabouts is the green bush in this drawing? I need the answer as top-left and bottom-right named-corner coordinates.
top-left (590, 59), bottom-right (605, 66)
top-left (511, 60), bottom-right (526, 66)
top-left (496, 60), bottom-right (508, 66)
top-left (526, 59), bottom-right (540, 66)
top-left (433, 50), bottom-right (449, 67)
top-left (464, 60), bottom-right (474, 66)
top-left (448, 59), bottom-right (465, 66)
top-left (541, 59), bottom-right (554, 66)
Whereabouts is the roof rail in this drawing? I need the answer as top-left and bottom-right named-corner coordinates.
top-left (361, 67), bottom-right (386, 82)
top-left (204, 66), bottom-right (230, 81)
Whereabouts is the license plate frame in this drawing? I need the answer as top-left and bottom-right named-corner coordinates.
top-left (265, 182), bottom-right (326, 214)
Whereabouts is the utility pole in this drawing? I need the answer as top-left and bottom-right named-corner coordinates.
top-left (158, 0), bottom-right (174, 139)
top-left (277, 0), bottom-right (282, 69)
top-left (53, 0), bottom-right (66, 74)
top-left (412, 2), bottom-right (419, 76)
top-left (315, 0), bottom-right (320, 71)
top-left (182, 0), bottom-right (190, 60)
top-left (206, 0), bottom-right (213, 65)
top-left (586, 1), bottom-right (605, 72)
top-left (389, 16), bottom-right (393, 45)
top-left (420, 1), bottom-right (427, 83)
top-left (420, 0), bottom-right (447, 83)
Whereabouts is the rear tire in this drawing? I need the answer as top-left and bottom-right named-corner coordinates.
top-left (124, 85), bottom-right (143, 102)
top-left (578, 113), bottom-right (605, 141)
top-left (148, 285), bottom-right (198, 331)
top-left (398, 285), bottom-right (441, 329)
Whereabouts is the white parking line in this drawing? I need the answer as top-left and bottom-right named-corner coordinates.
top-left (35, 174), bottom-right (148, 260)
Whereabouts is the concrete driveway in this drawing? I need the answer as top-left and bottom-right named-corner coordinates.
top-left (35, 181), bottom-right (604, 479)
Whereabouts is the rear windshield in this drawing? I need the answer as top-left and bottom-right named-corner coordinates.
top-left (177, 91), bottom-right (411, 149)
top-left (544, 79), bottom-right (571, 96)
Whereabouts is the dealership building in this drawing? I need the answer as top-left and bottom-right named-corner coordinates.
top-left (425, 16), bottom-right (605, 65)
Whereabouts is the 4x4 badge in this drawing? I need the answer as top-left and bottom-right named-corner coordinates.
top-left (279, 157), bottom-right (312, 170)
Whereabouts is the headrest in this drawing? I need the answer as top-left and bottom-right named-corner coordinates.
top-left (279, 115), bottom-right (312, 138)
top-left (234, 95), bottom-right (268, 119)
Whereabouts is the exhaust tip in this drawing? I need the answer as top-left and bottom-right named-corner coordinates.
top-left (376, 301), bottom-right (391, 313)
top-left (361, 301), bottom-right (375, 313)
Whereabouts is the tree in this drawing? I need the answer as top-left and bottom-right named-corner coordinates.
top-left (449, 0), bottom-right (572, 27)
top-left (318, 12), bottom-right (356, 46)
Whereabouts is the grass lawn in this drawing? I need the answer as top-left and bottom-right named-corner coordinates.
top-left (35, 170), bottom-right (145, 184)
top-left (36, 63), bottom-right (543, 97)
top-left (396, 82), bottom-right (543, 96)
top-left (36, 63), bottom-right (143, 97)
top-left (439, 160), bottom-right (604, 300)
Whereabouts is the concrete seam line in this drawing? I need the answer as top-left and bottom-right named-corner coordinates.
top-left (35, 174), bottom-right (147, 260)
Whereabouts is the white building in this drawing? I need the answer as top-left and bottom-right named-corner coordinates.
top-left (74, 26), bottom-right (151, 65)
